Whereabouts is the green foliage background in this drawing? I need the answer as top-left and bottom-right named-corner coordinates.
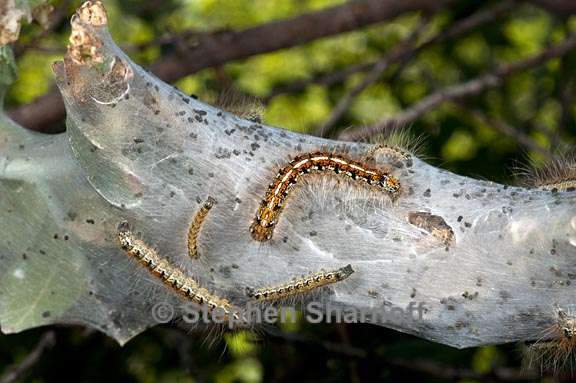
top-left (2, 0), bottom-right (575, 381)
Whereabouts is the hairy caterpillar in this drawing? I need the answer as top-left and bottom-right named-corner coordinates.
top-left (216, 87), bottom-right (264, 123)
top-left (520, 154), bottom-right (576, 192)
top-left (246, 264), bottom-right (354, 301)
top-left (539, 180), bottom-right (576, 193)
top-left (116, 222), bottom-right (243, 322)
top-left (250, 152), bottom-right (401, 242)
top-left (366, 144), bottom-right (414, 168)
top-left (365, 127), bottom-right (428, 164)
top-left (187, 196), bottom-right (217, 259)
top-left (525, 308), bottom-right (576, 375)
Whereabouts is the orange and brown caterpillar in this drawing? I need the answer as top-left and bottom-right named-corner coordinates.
top-left (117, 222), bottom-right (243, 321)
top-left (246, 264), bottom-right (354, 301)
top-left (187, 196), bottom-right (217, 259)
top-left (250, 152), bottom-right (401, 242)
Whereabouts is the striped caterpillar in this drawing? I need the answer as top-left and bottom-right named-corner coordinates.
top-left (187, 196), bottom-right (217, 259)
top-left (117, 221), bottom-right (243, 322)
top-left (246, 264), bottom-right (354, 301)
top-left (250, 152), bottom-right (401, 242)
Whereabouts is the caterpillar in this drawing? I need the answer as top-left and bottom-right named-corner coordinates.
top-left (250, 152), bottom-right (401, 242)
top-left (366, 143), bottom-right (414, 168)
top-left (520, 154), bottom-right (576, 192)
top-left (366, 128), bottom-right (427, 166)
top-left (246, 264), bottom-right (354, 301)
top-left (216, 87), bottom-right (264, 123)
top-left (539, 180), bottom-right (576, 193)
top-left (187, 196), bottom-right (217, 259)
top-left (525, 307), bottom-right (576, 375)
top-left (117, 221), bottom-right (243, 322)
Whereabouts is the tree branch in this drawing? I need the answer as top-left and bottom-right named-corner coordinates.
top-left (267, 1), bottom-right (517, 105)
top-left (315, 0), bottom-right (517, 138)
top-left (2, 1), bottom-right (576, 351)
top-left (0, 332), bottom-right (56, 383)
top-left (314, 17), bottom-right (431, 137)
top-left (149, 0), bottom-right (455, 84)
top-left (264, 61), bottom-right (374, 103)
top-left (388, 358), bottom-right (538, 382)
top-left (340, 36), bottom-right (576, 141)
top-left (464, 107), bottom-right (554, 160)
top-left (7, 0), bottom-right (455, 132)
top-left (268, 327), bottom-right (538, 381)
top-left (12, 0), bottom-right (71, 58)
top-left (6, 86), bottom-right (64, 133)
top-left (528, 0), bottom-right (576, 15)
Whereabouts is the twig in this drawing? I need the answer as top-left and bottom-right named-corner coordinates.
top-left (7, 86), bottom-right (65, 134)
top-left (556, 27), bottom-right (575, 147)
top-left (265, 326), bottom-right (368, 359)
top-left (335, 323), bottom-right (362, 383)
top-left (463, 107), bottom-right (554, 160)
top-left (159, 327), bottom-right (207, 383)
top-left (528, 0), bottom-right (576, 15)
top-left (269, 1), bottom-right (516, 105)
top-left (432, 0), bottom-right (516, 43)
top-left (315, 0), bottom-right (517, 137)
top-left (12, 0), bottom-right (71, 58)
top-left (0, 331), bottom-right (56, 383)
top-left (150, 0), bottom-right (455, 84)
top-left (558, 69), bottom-right (574, 137)
top-left (315, 16), bottom-right (431, 137)
top-left (264, 61), bottom-right (375, 103)
top-left (389, 358), bottom-right (539, 382)
top-left (124, 29), bottom-right (209, 53)
top-left (340, 36), bottom-right (576, 141)
top-left (268, 326), bottom-right (537, 382)
top-left (8, 0), bottom-right (455, 132)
